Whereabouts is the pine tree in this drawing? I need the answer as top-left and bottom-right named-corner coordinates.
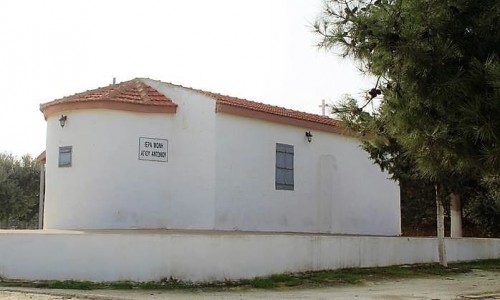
top-left (316, 0), bottom-right (500, 264)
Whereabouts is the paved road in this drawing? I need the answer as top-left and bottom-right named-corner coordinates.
top-left (1, 270), bottom-right (499, 299)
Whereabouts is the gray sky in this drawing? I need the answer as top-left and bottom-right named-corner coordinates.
top-left (0, 0), bottom-right (373, 157)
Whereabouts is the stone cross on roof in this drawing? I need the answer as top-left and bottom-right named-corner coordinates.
top-left (318, 99), bottom-right (331, 116)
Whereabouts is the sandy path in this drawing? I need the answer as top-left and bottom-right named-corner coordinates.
top-left (1, 270), bottom-right (499, 300)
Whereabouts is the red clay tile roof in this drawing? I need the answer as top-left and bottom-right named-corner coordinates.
top-left (197, 90), bottom-right (341, 128)
top-left (40, 77), bottom-right (346, 134)
top-left (37, 150), bottom-right (46, 162)
top-left (40, 79), bottom-right (177, 117)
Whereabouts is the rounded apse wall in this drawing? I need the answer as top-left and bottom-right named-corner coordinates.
top-left (43, 109), bottom-right (175, 229)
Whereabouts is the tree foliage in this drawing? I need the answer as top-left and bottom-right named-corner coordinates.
top-left (315, 0), bottom-right (500, 237)
top-left (0, 153), bottom-right (40, 228)
top-left (464, 178), bottom-right (500, 236)
top-left (316, 0), bottom-right (500, 184)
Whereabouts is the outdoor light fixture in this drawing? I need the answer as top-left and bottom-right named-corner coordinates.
top-left (305, 131), bottom-right (313, 143)
top-left (59, 115), bottom-right (67, 128)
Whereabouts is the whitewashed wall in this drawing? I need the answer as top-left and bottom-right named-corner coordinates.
top-left (43, 79), bottom-right (399, 235)
top-left (214, 114), bottom-right (401, 235)
top-left (0, 230), bottom-right (498, 282)
top-left (44, 83), bottom-right (217, 229)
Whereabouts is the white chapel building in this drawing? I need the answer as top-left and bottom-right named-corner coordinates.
top-left (39, 78), bottom-right (401, 236)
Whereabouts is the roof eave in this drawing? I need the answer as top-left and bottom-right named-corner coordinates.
top-left (40, 100), bottom-right (177, 119)
top-left (215, 102), bottom-right (357, 137)
top-left (36, 150), bottom-right (46, 163)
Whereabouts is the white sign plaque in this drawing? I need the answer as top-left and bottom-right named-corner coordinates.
top-left (138, 137), bottom-right (168, 162)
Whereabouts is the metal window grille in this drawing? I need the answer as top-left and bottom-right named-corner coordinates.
top-left (275, 143), bottom-right (294, 190)
top-left (58, 146), bottom-right (72, 167)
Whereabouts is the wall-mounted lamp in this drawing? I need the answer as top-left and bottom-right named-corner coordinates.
top-left (59, 115), bottom-right (67, 128)
top-left (305, 131), bottom-right (313, 143)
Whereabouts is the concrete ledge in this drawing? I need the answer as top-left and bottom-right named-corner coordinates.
top-left (0, 228), bottom-right (404, 236)
top-left (0, 230), bottom-right (498, 282)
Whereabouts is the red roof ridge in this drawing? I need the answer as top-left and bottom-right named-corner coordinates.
top-left (204, 90), bottom-right (340, 124)
top-left (141, 78), bottom-right (343, 129)
top-left (40, 78), bottom-right (177, 117)
top-left (42, 79), bottom-right (176, 106)
top-left (41, 77), bottom-right (349, 135)
top-left (213, 90), bottom-right (333, 117)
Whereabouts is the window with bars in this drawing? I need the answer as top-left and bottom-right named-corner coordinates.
top-left (275, 143), bottom-right (294, 190)
top-left (58, 146), bottom-right (72, 167)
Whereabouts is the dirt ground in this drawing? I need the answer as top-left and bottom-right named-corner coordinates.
top-left (0, 269), bottom-right (499, 300)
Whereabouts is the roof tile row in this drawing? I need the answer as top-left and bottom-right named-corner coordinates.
top-left (40, 78), bottom-right (341, 129)
top-left (40, 79), bottom-right (177, 112)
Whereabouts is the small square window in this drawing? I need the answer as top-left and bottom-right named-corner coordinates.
top-left (59, 146), bottom-right (72, 167)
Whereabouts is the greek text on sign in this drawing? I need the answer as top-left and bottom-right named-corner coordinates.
top-left (139, 137), bottom-right (168, 162)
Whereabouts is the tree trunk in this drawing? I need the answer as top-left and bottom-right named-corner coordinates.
top-left (436, 184), bottom-right (447, 267)
top-left (450, 192), bottom-right (463, 238)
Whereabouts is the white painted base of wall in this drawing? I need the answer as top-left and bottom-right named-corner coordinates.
top-left (0, 230), bottom-right (499, 282)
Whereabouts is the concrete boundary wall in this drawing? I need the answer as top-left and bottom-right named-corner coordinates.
top-left (0, 230), bottom-right (499, 282)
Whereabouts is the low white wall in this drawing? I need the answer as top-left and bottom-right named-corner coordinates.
top-left (0, 230), bottom-right (498, 282)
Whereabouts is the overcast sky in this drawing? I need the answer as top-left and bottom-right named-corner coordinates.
top-left (0, 0), bottom-right (374, 157)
